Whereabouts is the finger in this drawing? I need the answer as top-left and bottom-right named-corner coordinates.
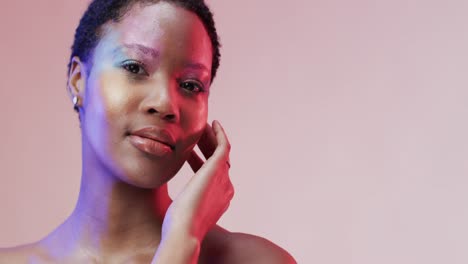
top-left (212, 120), bottom-right (231, 159)
top-left (198, 123), bottom-right (217, 160)
top-left (225, 181), bottom-right (235, 200)
top-left (189, 121), bottom-right (231, 185)
top-left (221, 201), bottom-right (231, 215)
top-left (221, 186), bottom-right (234, 214)
top-left (187, 150), bottom-right (204, 172)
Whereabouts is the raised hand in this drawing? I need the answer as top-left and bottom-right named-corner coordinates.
top-left (152, 120), bottom-right (234, 264)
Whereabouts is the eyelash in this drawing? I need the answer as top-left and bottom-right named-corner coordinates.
top-left (121, 60), bottom-right (148, 76)
top-left (121, 60), bottom-right (206, 94)
top-left (179, 79), bottom-right (206, 94)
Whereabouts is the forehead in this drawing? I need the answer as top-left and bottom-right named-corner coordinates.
top-left (94, 2), bottom-right (212, 66)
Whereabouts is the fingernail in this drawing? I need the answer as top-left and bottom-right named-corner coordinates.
top-left (212, 120), bottom-right (220, 129)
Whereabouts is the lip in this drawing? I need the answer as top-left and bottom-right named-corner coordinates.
top-left (128, 126), bottom-right (176, 157)
top-left (129, 126), bottom-right (176, 150)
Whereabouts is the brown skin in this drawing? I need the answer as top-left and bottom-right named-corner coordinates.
top-left (0, 2), bottom-right (296, 263)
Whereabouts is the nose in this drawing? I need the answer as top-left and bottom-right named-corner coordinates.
top-left (141, 81), bottom-right (179, 122)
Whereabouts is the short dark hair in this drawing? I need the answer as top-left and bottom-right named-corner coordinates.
top-left (68, 0), bottom-right (221, 82)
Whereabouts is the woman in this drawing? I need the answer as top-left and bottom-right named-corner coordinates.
top-left (0, 0), bottom-right (296, 263)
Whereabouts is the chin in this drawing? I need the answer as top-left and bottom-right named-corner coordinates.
top-left (89, 132), bottom-right (195, 189)
top-left (112, 152), bottom-right (186, 189)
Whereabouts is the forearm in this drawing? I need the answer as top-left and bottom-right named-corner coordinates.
top-left (152, 232), bottom-right (201, 264)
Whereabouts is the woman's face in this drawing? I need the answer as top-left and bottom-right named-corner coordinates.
top-left (76, 2), bottom-right (213, 188)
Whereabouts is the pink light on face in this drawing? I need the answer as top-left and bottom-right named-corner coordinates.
top-left (78, 3), bottom-right (210, 189)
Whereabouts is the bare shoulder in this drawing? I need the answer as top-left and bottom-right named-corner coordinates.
top-left (224, 232), bottom-right (296, 264)
top-left (0, 245), bottom-right (31, 263)
top-left (0, 243), bottom-right (49, 263)
top-left (200, 226), bottom-right (296, 264)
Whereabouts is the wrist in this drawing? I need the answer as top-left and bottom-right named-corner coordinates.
top-left (163, 230), bottom-right (200, 251)
top-left (153, 231), bottom-right (201, 264)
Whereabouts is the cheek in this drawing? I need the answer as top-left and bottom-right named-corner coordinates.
top-left (179, 98), bottom-right (208, 147)
top-left (88, 72), bottom-right (135, 127)
top-left (101, 73), bottom-right (135, 114)
top-left (183, 98), bottom-right (207, 130)
top-left (81, 72), bottom-right (137, 157)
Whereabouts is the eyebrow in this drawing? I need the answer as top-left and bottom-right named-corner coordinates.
top-left (113, 44), bottom-right (209, 73)
top-left (184, 62), bottom-right (210, 73)
top-left (114, 43), bottom-right (160, 59)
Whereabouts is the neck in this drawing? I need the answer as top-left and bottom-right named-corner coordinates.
top-left (72, 173), bottom-right (171, 245)
top-left (42, 141), bottom-right (173, 259)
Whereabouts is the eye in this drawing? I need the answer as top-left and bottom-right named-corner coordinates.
top-left (179, 80), bottom-right (205, 93)
top-left (121, 60), bottom-right (148, 76)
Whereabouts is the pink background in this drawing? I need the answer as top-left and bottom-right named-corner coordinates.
top-left (1, 0), bottom-right (468, 263)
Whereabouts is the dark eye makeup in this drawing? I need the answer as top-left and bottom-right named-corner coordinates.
top-left (121, 60), bottom-right (148, 76)
top-left (119, 59), bottom-right (207, 94)
top-left (178, 79), bottom-right (206, 94)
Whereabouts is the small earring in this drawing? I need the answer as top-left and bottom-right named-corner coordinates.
top-left (73, 96), bottom-right (81, 111)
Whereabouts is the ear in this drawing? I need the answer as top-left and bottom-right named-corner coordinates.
top-left (67, 56), bottom-right (88, 109)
